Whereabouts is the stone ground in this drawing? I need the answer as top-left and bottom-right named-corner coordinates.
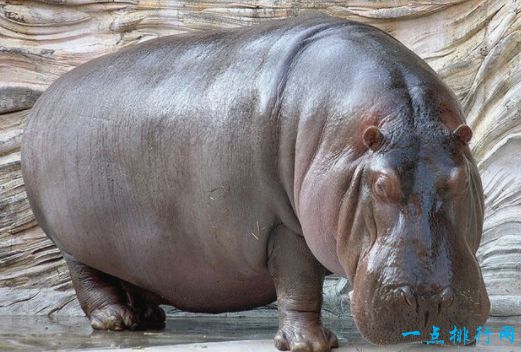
top-left (2, 315), bottom-right (521, 351)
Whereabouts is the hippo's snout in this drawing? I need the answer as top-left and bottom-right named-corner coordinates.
top-left (347, 224), bottom-right (489, 346)
top-left (350, 274), bottom-right (490, 345)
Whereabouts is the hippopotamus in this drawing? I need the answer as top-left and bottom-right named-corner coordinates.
top-left (21, 14), bottom-right (489, 351)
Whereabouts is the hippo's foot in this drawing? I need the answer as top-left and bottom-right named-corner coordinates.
top-left (90, 303), bottom-right (165, 331)
top-left (132, 303), bottom-right (166, 330)
top-left (274, 320), bottom-right (339, 352)
top-left (63, 253), bottom-right (165, 331)
top-left (90, 304), bottom-right (137, 330)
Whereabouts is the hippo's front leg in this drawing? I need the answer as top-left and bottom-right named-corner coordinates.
top-left (268, 225), bottom-right (339, 352)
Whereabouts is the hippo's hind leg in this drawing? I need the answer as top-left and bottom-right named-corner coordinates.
top-left (63, 253), bottom-right (136, 330)
top-left (63, 253), bottom-right (165, 330)
top-left (268, 225), bottom-right (339, 352)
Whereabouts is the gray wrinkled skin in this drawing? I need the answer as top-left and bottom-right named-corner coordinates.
top-left (22, 14), bottom-right (489, 351)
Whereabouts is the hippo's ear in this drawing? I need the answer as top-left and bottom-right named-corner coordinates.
top-left (363, 126), bottom-right (384, 152)
top-left (453, 124), bottom-right (472, 145)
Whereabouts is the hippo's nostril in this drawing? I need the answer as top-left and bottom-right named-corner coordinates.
top-left (398, 286), bottom-right (416, 307)
top-left (440, 287), bottom-right (455, 308)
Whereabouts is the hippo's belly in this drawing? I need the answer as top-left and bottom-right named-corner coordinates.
top-left (41, 163), bottom-right (279, 312)
top-left (73, 225), bottom-right (277, 313)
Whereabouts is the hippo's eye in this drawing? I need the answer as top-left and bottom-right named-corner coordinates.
top-left (373, 173), bottom-right (400, 202)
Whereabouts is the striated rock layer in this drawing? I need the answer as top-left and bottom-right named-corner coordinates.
top-left (0, 0), bottom-right (520, 317)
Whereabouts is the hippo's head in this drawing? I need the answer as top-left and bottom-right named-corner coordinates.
top-left (296, 111), bottom-right (489, 344)
top-left (289, 22), bottom-right (490, 345)
top-left (344, 123), bottom-right (489, 344)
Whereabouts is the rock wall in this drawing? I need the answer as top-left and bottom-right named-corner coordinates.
top-left (1, 0), bottom-right (520, 317)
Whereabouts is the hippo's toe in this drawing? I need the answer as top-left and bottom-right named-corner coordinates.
top-left (90, 304), bottom-right (137, 330)
top-left (274, 326), bottom-right (339, 352)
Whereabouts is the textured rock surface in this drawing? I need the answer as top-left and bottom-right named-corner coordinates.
top-left (0, 0), bottom-right (520, 317)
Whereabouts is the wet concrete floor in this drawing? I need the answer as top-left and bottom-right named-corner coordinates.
top-left (1, 315), bottom-right (520, 351)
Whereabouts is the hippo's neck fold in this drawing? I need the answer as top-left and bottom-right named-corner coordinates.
top-left (293, 130), bottom-right (369, 277)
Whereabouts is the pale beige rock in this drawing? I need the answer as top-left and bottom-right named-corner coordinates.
top-left (0, 0), bottom-right (520, 317)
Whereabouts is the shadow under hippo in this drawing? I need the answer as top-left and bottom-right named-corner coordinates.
top-left (21, 14), bottom-right (489, 352)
